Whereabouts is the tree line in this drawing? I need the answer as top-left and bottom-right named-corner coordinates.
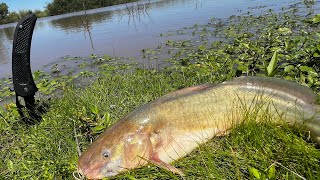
top-left (0, 0), bottom-right (137, 25)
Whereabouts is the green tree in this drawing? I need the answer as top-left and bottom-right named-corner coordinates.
top-left (6, 11), bottom-right (19, 22)
top-left (46, 0), bottom-right (137, 16)
top-left (0, 2), bottom-right (9, 19)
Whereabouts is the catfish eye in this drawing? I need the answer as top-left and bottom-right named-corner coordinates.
top-left (102, 150), bottom-right (111, 159)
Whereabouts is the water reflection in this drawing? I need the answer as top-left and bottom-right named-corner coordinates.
top-left (0, 45), bottom-right (9, 65)
top-left (0, 27), bottom-right (14, 66)
top-left (49, 11), bottom-right (113, 33)
top-left (0, 0), bottom-right (303, 77)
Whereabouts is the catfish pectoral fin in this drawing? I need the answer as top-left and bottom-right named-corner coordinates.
top-left (149, 154), bottom-right (185, 176)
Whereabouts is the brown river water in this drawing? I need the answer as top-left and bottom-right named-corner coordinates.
top-left (0, 0), bottom-right (307, 77)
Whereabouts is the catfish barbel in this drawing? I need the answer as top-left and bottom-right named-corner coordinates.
top-left (77, 76), bottom-right (320, 179)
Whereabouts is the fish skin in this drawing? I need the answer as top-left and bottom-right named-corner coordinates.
top-left (78, 76), bottom-right (320, 179)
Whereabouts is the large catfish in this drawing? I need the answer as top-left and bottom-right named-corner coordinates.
top-left (77, 76), bottom-right (320, 179)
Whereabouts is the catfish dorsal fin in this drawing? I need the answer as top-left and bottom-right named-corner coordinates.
top-left (167, 84), bottom-right (213, 96)
top-left (157, 84), bottom-right (213, 103)
top-left (226, 76), bottom-right (317, 104)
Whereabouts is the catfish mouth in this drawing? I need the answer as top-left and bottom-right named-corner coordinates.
top-left (104, 170), bottom-right (118, 177)
top-left (78, 163), bottom-right (105, 179)
top-left (78, 163), bottom-right (121, 179)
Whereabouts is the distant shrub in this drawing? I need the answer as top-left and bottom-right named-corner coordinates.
top-left (46, 0), bottom-right (137, 16)
top-left (0, 0), bottom-right (137, 25)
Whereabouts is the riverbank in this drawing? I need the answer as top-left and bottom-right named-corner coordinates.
top-left (1, 0), bottom-right (320, 179)
top-left (0, 0), bottom-right (139, 25)
top-left (0, 0), bottom-right (223, 77)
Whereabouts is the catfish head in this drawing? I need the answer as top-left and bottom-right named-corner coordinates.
top-left (78, 120), bottom-right (153, 179)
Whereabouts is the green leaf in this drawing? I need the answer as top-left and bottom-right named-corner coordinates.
top-left (313, 52), bottom-right (320, 57)
top-left (299, 66), bottom-right (315, 73)
top-left (249, 167), bottom-right (261, 179)
top-left (90, 54), bottom-right (97, 59)
top-left (307, 75), bottom-right (314, 85)
top-left (124, 174), bottom-right (137, 180)
top-left (278, 27), bottom-right (292, 35)
top-left (198, 45), bottom-right (206, 51)
top-left (92, 125), bottom-right (105, 133)
top-left (103, 54), bottom-right (111, 60)
top-left (33, 70), bottom-right (41, 81)
top-left (266, 51), bottom-right (279, 77)
top-left (284, 65), bottom-right (295, 73)
top-left (237, 64), bottom-right (248, 72)
top-left (241, 43), bottom-right (250, 49)
top-left (7, 160), bottom-right (14, 171)
top-left (268, 165), bottom-right (276, 179)
top-left (103, 112), bottom-right (111, 126)
top-left (312, 14), bottom-right (320, 24)
top-left (90, 106), bottom-right (99, 115)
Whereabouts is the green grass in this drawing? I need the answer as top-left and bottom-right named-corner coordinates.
top-left (1, 70), bottom-right (319, 179)
top-left (1, 1), bottom-right (320, 179)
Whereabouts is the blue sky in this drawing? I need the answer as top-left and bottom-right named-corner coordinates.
top-left (1, 0), bottom-right (51, 12)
